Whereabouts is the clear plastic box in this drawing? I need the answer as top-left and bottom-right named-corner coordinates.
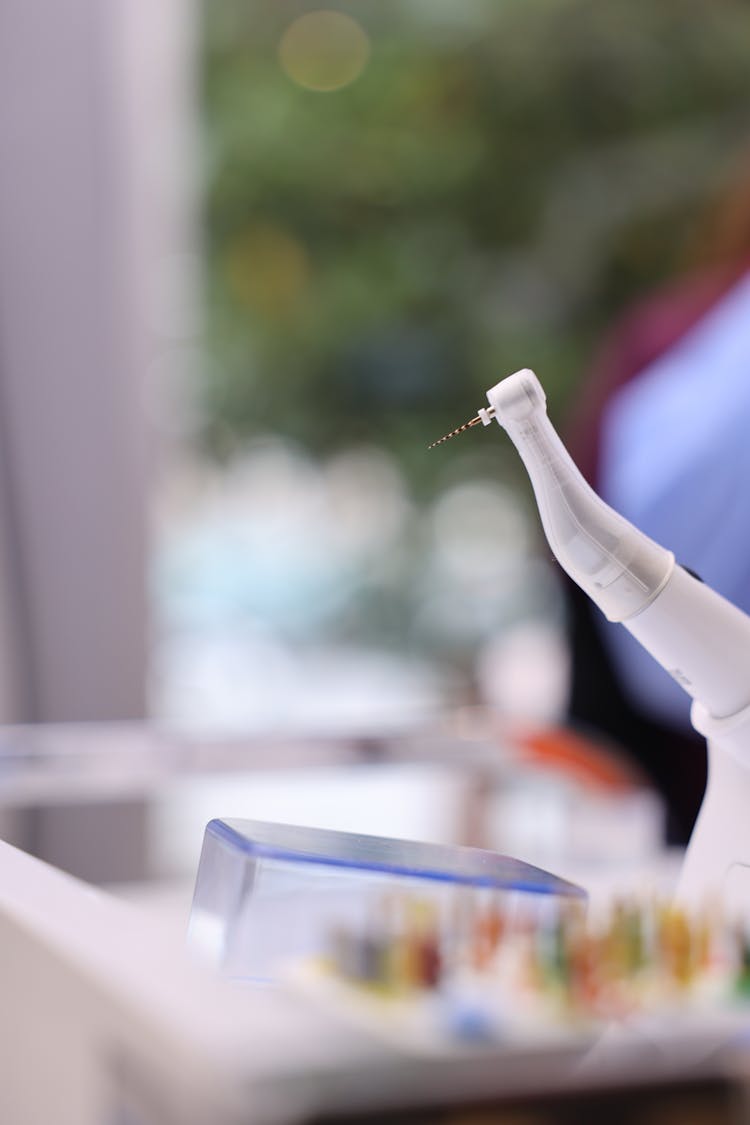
top-left (188, 818), bottom-right (586, 981)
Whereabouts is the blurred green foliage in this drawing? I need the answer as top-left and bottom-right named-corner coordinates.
top-left (200, 0), bottom-right (750, 494)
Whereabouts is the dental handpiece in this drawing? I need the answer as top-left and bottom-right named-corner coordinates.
top-left (430, 369), bottom-right (750, 723)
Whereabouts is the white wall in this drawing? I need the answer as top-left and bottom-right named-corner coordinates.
top-left (0, 0), bottom-right (197, 722)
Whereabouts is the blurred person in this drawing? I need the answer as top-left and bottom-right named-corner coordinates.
top-left (564, 163), bottom-right (750, 844)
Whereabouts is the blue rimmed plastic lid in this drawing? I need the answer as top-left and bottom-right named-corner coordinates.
top-left (209, 818), bottom-right (586, 899)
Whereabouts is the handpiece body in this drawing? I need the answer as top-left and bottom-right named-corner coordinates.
top-left (487, 369), bottom-right (750, 906)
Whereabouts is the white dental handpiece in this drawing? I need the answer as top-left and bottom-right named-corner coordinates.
top-left (431, 368), bottom-right (750, 903)
top-left (430, 368), bottom-right (750, 724)
top-left (484, 369), bottom-right (750, 723)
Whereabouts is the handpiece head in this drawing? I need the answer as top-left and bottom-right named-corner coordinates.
top-left (485, 368), bottom-right (545, 422)
top-left (426, 369), bottom-right (544, 449)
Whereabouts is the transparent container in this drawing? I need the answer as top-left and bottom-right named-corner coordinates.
top-left (188, 819), bottom-right (586, 981)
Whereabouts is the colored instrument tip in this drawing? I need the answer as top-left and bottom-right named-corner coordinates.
top-left (427, 407), bottom-right (495, 449)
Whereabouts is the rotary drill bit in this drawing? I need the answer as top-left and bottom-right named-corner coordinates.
top-left (427, 406), bottom-right (495, 449)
